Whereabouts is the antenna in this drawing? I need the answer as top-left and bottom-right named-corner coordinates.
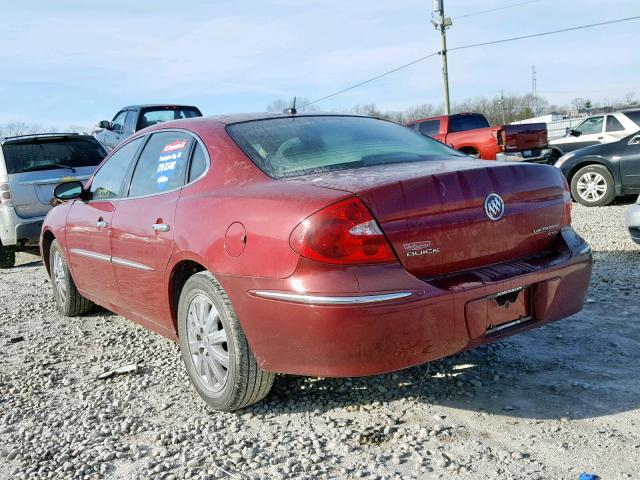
top-left (283, 96), bottom-right (297, 115)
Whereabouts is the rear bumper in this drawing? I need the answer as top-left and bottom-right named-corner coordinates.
top-left (221, 228), bottom-right (592, 377)
top-left (496, 148), bottom-right (552, 163)
top-left (624, 203), bottom-right (640, 244)
top-left (0, 207), bottom-right (45, 247)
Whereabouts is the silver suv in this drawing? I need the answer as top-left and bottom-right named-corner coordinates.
top-left (0, 133), bottom-right (106, 268)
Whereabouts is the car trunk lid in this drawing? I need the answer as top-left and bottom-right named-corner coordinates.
top-left (285, 159), bottom-right (566, 277)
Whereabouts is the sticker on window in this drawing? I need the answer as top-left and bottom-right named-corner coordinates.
top-left (155, 139), bottom-right (188, 190)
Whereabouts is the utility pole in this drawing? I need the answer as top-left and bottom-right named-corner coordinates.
top-left (531, 65), bottom-right (537, 116)
top-left (500, 90), bottom-right (507, 124)
top-left (431, 0), bottom-right (452, 115)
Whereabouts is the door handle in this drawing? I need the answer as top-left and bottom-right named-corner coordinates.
top-left (597, 136), bottom-right (604, 140)
top-left (96, 220), bottom-right (109, 228)
top-left (153, 223), bottom-right (170, 232)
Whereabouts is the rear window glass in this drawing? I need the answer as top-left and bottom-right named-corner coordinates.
top-left (2, 137), bottom-right (106, 174)
top-left (624, 110), bottom-right (640, 127)
top-left (137, 107), bottom-right (202, 130)
top-left (226, 116), bottom-right (465, 179)
top-left (449, 114), bottom-right (490, 132)
top-left (418, 120), bottom-right (440, 136)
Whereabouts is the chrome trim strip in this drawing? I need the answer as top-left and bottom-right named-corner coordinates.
top-left (69, 248), bottom-right (111, 263)
top-left (111, 256), bottom-right (154, 271)
top-left (20, 175), bottom-right (90, 186)
top-left (253, 290), bottom-right (413, 305)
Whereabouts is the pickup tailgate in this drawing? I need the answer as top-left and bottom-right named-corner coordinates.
top-left (286, 159), bottom-right (566, 278)
top-left (500, 123), bottom-right (548, 152)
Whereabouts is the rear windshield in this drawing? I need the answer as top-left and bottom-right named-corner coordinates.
top-left (449, 114), bottom-right (490, 132)
top-left (137, 106), bottom-right (202, 130)
top-left (2, 137), bottom-right (106, 174)
top-left (226, 116), bottom-right (465, 179)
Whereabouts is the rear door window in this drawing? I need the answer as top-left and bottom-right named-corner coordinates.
top-left (128, 132), bottom-right (193, 197)
top-left (2, 137), bottom-right (106, 174)
top-left (90, 137), bottom-right (144, 200)
top-left (606, 115), bottom-right (625, 132)
top-left (418, 120), bottom-right (440, 136)
top-left (448, 114), bottom-right (490, 132)
top-left (188, 143), bottom-right (208, 182)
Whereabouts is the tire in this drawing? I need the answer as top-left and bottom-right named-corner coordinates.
top-left (0, 241), bottom-right (16, 269)
top-left (550, 148), bottom-right (563, 164)
top-left (570, 164), bottom-right (616, 207)
top-left (50, 240), bottom-right (94, 316)
top-left (177, 271), bottom-right (274, 412)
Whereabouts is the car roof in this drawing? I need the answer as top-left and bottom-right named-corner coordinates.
top-left (0, 132), bottom-right (97, 145)
top-left (121, 104), bottom-right (201, 110)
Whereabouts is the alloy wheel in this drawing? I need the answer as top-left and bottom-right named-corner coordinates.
top-left (186, 294), bottom-right (229, 393)
top-left (576, 172), bottom-right (607, 202)
top-left (53, 251), bottom-right (67, 304)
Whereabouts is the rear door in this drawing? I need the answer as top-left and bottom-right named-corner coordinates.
top-left (620, 133), bottom-right (640, 188)
top-left (65, 137), bottom-right (144, 303)
top-left (110, 131), bottom-right (196, 324)
top-left (603, 115), bottom-right (629, 143)
top-left (3, 136), bottom-right (105, 218)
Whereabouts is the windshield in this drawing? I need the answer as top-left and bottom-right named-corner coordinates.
top-left (226, 116), bottom-right (465, 179)
top-left (2, 137), bottom-right (106, 174)
top-left (137, 106), bottom-right (202, 130)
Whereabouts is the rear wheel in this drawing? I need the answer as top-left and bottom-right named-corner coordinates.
top-left (0, 241), bottom-right (16, 269)
top-left (50, 240), bottom-right (94, 316)
top-left (177, 271), bottom-right (274, 412)
top-left (570, 164), bottom-right (616, 207)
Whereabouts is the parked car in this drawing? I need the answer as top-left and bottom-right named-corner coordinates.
top-left (406, 112), bottom-right (551, 162)
top-left (554, 130), bottom-right (640, 206)
top-left (42, 114), bottom-right (592, 411)
top-left (624, 198), bottom-right (640, 244)
top-left (549, 110), bottom-right (640, 160)
top-left (93, 104), bottom-right (202, 151)
top-left (0, 133), bottom-right (106, 268)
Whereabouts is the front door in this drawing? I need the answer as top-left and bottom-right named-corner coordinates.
top-left (64, 137), bottom-right (145, 304)
top-left (620, 134), bottom-right (640, 189)
top-left (557, 115), bottom-right (605, 152)
top-left (110, 131), bottom-right (194, 325)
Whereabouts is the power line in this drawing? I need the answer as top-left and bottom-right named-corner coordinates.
top-left (453, 0), bottom-right (544, 20)
top-left (304, 15), bottom-right (640, 107)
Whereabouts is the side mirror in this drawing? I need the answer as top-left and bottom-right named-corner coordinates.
top-left (569, 129), bottom-right (582, 137)
top-left (98, 120), bottom-right (111, 129)
top-left (54, 181), bottom-right (84, 201)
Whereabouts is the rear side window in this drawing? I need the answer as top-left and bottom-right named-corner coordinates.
top-left (128, 132), bottom-right (192, 197)
top-left (188, 143), bottom-right (208, 182)
top-left (136, 107), bottom-right (202, 130)
top-left (418, 120), bottom-right (440, 136)
top-left (624, 110), bottom-right (640, 127)
top-left (2, 137), bottom-right (106, 174)
top-left (448, 114), bottom-right (490, 132)
top-left (227, 116), bottom-right (465, 179)
top-left (606, 115), bottom-right (625, 132)
top-left (90, 137), bottom-right (144, 200)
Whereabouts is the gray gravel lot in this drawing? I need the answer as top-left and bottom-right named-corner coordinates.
top-left (1, 201), bottom-right (639, 480)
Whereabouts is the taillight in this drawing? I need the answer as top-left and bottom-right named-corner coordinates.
top-left (0, 182), bottom-right (12, 208)
top-left (561, 175), bottom-right (572, 226)
top-left (289, 197), bottom-right (397, 265)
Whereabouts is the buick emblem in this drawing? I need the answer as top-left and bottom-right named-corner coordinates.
top-left (484, 193), bottom-right (505, 221)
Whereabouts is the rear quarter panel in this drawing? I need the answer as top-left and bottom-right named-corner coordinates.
top-left (444, 127), bottom-right (501, 159)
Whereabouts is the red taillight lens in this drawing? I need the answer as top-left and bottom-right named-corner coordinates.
top-left (289, 197), bottom-right (397, 264)
top-left (0, 182), bottom-right (12, 208)
top-left (561, 175), bottom-right (572, 226)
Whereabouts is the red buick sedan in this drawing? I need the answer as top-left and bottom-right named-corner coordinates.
top-left (42, 114), bottom-right (592, 411)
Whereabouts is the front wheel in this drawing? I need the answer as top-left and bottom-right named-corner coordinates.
top-left (570, 165), bottom-right (616, 207)
top-left (0, 241), bottom-right (16, 269)
top-left (50, 240), bottom-right (94, 316)
top-left (177, 272), bottom-right (274, 412)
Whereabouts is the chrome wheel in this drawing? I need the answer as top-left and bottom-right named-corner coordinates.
top-left (576, 172), bottom-right (607, 202)
top-left (186, 294), bottom-right (229, 393)
top-left (53, 250), bottom-right (67, 304)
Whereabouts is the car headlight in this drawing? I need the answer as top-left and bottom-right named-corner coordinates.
top-left (554, 152), bottom-right (575, 168)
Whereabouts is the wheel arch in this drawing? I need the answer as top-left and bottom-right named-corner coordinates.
top-left (168, 259), bottom-right (207, 334)
top-left (566, 157), bottom-right (618, 186)
top-left (41, 229), bottom-right (56, 275)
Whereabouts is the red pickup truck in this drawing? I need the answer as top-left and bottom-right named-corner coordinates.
top-left (406, 113), bottom-right (552, 163)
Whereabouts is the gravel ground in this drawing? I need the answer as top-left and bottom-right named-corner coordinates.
top-left (1, 201), bottom-right (639, 480)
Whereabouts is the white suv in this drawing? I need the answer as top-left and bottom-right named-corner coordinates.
top-left (0, 133), bottom-right (105, 267)
top-left (550, 110), bottom-right (640, 158)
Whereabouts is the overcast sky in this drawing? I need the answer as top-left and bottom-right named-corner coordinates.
top-left (0, 0), bottom-right (637, 126)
